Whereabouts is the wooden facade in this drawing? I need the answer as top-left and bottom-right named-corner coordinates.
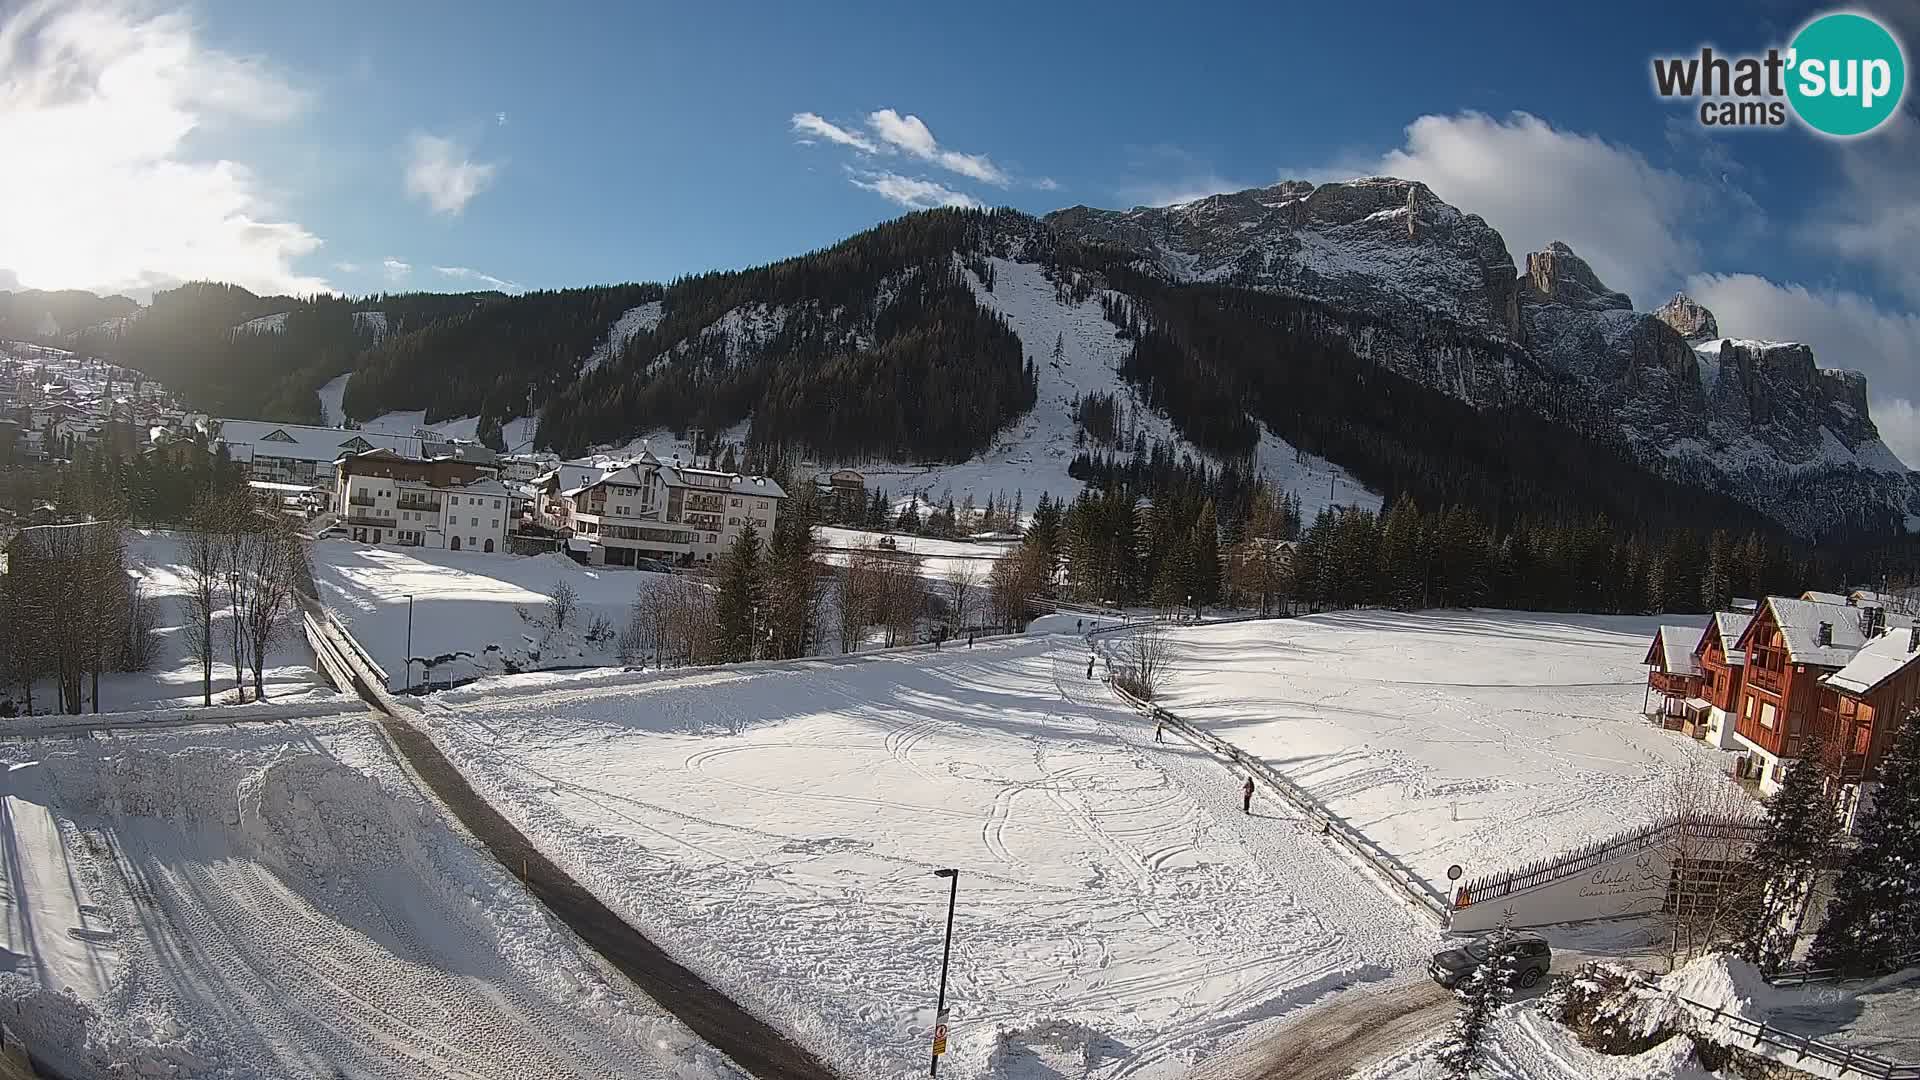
top-left (1695, 621), bottom-right (1746, 714)
top-left (1644, 625), bottom-right (1704, 722)
top-left (1733, 602), bottom-right (1829, 766)
top-left (1816, 631), bottom-right (1920, 785)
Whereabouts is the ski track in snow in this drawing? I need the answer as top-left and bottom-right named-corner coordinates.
top-left (420, 634), bottom-right (1434, 1080)
top-left (0, 720), bottom-right (747, 1080)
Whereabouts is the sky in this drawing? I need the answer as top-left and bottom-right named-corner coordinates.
top-left (1, 0), bottom-right (1919, 460)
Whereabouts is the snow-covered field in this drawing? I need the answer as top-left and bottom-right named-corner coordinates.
top-left (815, 525), bottom-right (1013, 580)
top-left (0, 718), bottom-right (742, 1079)
top-left (12, 531), bottom-right (340, 715)
top-left (1147, 611), bottom-right (1739, 895)
top-left (419, 634), bottom-right (1435, 1079)
top-left (311, 543), bottom-right (661, 688)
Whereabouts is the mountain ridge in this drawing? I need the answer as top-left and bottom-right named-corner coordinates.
top-left (4, 179), bottom-right (1910, 539)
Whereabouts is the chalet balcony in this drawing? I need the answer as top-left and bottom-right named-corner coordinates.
top-left (347, 493), bottom-right (377, 508)
top-left (1647, 670), bottom-right (1701, 697)
top-left (341, 513), bottom-right (391, 528)
top-left (396, 497), bottom-right (442, 513)
top-left (684, 494), bottom-right (725, 513)
top-left (1746, 665), bottom-right (1784, 693)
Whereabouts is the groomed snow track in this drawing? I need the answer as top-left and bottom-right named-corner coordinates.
top-left (305, 601), bottom-right (838, 1080)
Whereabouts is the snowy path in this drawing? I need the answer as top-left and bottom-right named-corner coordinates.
top-left (0, 721), bottom-right (747, 1080)
top-left (425, 636), bottom-right (1435, 1079)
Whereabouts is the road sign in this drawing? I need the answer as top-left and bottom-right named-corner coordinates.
top-left (1446, 864), bottom-right (1463, 882)
top-left (931, 1009), bottom-right (950, 1057)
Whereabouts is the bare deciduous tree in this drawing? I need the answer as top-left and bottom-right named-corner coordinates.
top-left (1114, 624), bottom-right (1172, 700)
top-left (988, 544), bottom-right (1050, 631)
top-left (945, 562), bottom-right (981, 633)
top-left (181, 510), bottom-right (225, 707)
top-left (549, 579), bottom-right (579, 630)
top-left (235, 516), bottom-right (305, 701)
top-left (1647, 759), bottom-right (1765, 971)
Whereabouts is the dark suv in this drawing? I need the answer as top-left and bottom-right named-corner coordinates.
top-left (1428, 931), bottom-right (1552, 990)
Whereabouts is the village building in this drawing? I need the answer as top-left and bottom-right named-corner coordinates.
top-left (1816, 622), bottom-right (1920, 824)
top-left (536, 450), bottom-right (785, 567)
top-left (1729, 595), bottom-right (1885, 794)
top-left (333, 448), bottom-right (511, 554)
top-left (213, 419), bottom-right (498, 494)
top-left (1643, 624), bottom-right (1704, 723)
top-left (1691, 611), bottom-right (1753, 750)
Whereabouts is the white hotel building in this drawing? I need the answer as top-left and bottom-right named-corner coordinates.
top-left (536, 450), bottom-right (785, 566)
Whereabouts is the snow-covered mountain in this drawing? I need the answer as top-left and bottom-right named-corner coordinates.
top-left (1044, 178), bottom-right (1915, 536)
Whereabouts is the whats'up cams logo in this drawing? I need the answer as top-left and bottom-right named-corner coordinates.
top-left (1653, 11), bottom-right (1907, 136)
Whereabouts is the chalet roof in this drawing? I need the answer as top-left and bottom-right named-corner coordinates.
top-left (1822, 625), bottom-right (1920, 697)
top-left (214, 419), bottom-right (422, 463)
top-left (1802, 590), bottom-right (1850, 606)
top-left (658, 464), bottom-right (787, 499)
top-left (1647, 625), bottom-right (1702, 674)
top-left (1711, 611), bottom-right (1752, 665)
top-left (453, 478), bottom-right (511, 498)
top-left (1748, 596), bottom-right (1872, 668)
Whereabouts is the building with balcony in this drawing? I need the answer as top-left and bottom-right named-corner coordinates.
top-left (1691, 610), bottom-right (1753, 750)
top-left (1643, 624), bottom-right (1705, 724)
top-left (537, 449), bottom-right (786, 567)
top-left (333, 448), bottom-right (511, 554)
top-left (1729, 595), bottom-right (1884, 794)
top-left (213, 419), bottom-right (500, 493)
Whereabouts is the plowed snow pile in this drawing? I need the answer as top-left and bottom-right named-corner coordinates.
top-left (420, 635), bottom-right (1435, 1079)
top-left (0, 718), bottom-right (742, 1080)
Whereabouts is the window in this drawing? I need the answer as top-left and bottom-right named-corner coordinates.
top-left (470, 516), bottom-right (479, 526)
top-left (1760, 702), bottom-right (1777, 729)
top-left (1772, 762), bottom-right (1785, 783)
top-left (731, 497), bottom-right (741, 507)
top-left (490, 519), bottom-right (499, 529)
top-left (728, 516), bottom-right (739, 526)
top-left (468, 536), bottom-right (477, 548)
top-left (493, 499), bottom-right (501, 509)
top-left (757, 499), bottom-right (767, 509)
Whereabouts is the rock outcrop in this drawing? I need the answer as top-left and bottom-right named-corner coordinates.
top-left (1521, 242), bottom-right (1633, 311)
top-left (1653, 294), bottom-right (1721, 342)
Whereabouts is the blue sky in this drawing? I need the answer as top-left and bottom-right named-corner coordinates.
top-left (3, 0), bottom-right (1920, 456)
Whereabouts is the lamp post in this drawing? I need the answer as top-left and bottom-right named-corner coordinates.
top-left (403, 594), bottom-right (414, 692)
top-left (929, 868), bottom-right (959, 1077)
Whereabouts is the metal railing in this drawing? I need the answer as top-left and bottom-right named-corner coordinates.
top-left (1088, 629), bottom-right (1450, 923)
top-left (1676, 996), bottom-right (1920, 1079)
top-left (1764, 950), bottom-right (1920, 988)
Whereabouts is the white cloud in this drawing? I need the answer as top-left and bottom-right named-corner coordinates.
top-left (1801, 113), bottom-right (1920, 306)
top-left (1365, 111), bottom-right (1704, 306)
top-left (0, 0), bottom-right (326, 297)
top-left (332, 260), bottom-right (361, 273)
top-left (1120, 175), bottom-right (1245, 208)
top-left (405, 132), bottom-right (498, 215)
top-left (1033, 177), bottom-right (1060, 192)
top-left (846, 169), bottom-right (981, 210)
top-left (382, 256), bottom-right (410, 282)
top-left (1686, 272), bottom-right (1920, 467)
top-left (434, 265), bottom-right (518, 292)
top-left (866, 109), bottom-right (1008, 186)
top-left (790, 111), bottom-right (878, 153)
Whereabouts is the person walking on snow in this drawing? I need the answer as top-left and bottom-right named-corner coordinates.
top-left (1155, 715), bottom-right (1165, 743)
top-left (1241, 777), bottom-right (1254, 815)
top-left (1087, 654), bottom-right (1096, 679)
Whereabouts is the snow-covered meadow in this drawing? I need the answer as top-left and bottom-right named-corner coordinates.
top-left (1146, 611), bottom-right (1742, 894)
top-left (0, 718), bottom-right (743, 1079)
top-left (311, 543), bottom-right (664, 688)
top-left (418, 634), bottom-right (1436, 1079)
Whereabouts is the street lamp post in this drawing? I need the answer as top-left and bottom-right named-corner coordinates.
top-left (404, 594), bottom-right (414, 692)
top-left (929, 868), bottom-right (959, 1077)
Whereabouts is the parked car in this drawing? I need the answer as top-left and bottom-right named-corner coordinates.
top-left (633, 557), bottom-right (675, 574)
top-left (1428, 931), bottom-right (1552, 990)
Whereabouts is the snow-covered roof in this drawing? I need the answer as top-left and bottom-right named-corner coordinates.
top-left (1755, 596), bottom-right (1873, 667)
top-left (656, 464), bottom-right (788, 499)
top-left (1822, 626), bottom-right (1920, 696)
top-left (453, 478), bottom-right (511, 498)
top-left (1647, 625), bottom-right (1702, 673)
top-left (215, 419), bottom-right (422, 463)
top-left (1801, 590), bottom-right (1849, 606)
top-left (1709, 611), bottom-right (1752, 665)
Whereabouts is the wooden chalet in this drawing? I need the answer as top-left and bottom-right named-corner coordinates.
top-left (1731, 596), bottom-right (1883, 793)
top-left (1816, 622), bottom-right (1920, 822)
top-left (1688, 611), bottom-right (1753, 749)
top-left (1643, 624), bottom-right (1705, 723)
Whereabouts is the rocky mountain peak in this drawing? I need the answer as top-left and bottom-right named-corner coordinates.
top-left (1653, 293), bottom-right (1720, 342)
top-left (1521, 242), bottom-right (1632, 311)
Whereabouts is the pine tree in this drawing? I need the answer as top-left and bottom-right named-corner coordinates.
top-left (1702, 530), bottom-right (1734, 613)
top-left (1740, 740), bottom-right (1838, 971)
top-left (1437, 934), bottom-right (1516, 1078)
top-left (1190, 499), bottom-right (1220, 610)
top-left (714, 524), bottom-right (761, 663)
top-left (1809, 712), bottom-right (1920, 972)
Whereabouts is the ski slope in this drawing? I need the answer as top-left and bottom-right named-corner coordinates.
top-left (1147, 611), bottom-right (1740, 895)
top-left (0, 719), bottom-right (743, 1080)
top-left (315, 373), bottom-right (537, 453)
top-left (836, 257), bottom-right (1376, 519)
top-left (419, 634), bottom-right (1435, 1080)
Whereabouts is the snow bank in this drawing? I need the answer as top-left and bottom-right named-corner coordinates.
top-left (1662, 954), bottom-right (1781, 1022)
